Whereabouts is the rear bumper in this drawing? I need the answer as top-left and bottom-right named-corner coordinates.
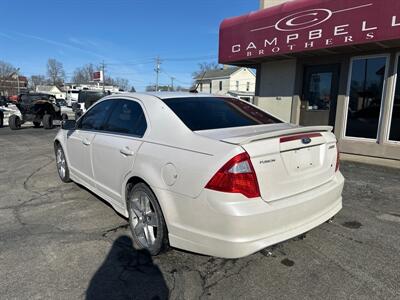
top-left (164, 172), bottom-right (344, 258)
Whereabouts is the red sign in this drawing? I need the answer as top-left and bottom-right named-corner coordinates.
top-left (93, 71), bottom-right (103, 82)
top-left (219, 0), bottom-right (400, 63)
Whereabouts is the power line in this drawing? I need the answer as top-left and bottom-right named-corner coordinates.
top-left (161, 70), bottom-right (192, 85)
top-left (163, 55), bottom-right (217, 62)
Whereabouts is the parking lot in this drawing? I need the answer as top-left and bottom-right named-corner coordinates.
top-left (0, 126), bottom-right (399, 299)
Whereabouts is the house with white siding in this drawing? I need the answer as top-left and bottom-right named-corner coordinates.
top-left (194, 67), bottom-right (256, 102)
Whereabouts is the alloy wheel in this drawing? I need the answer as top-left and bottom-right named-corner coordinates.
top-left (128, 190), bottom-right (159, 248)
top-left (56, 148), bottom-right (66, 179)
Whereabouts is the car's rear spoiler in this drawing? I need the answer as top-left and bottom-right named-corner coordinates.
top-left (221, 126), bottom-right (333, 145)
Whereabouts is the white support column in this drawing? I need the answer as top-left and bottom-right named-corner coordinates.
top-left (260, 0), bottom-right (290, 9)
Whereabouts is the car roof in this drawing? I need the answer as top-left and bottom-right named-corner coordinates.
top-left (109, 92), bottom-right (230, 100)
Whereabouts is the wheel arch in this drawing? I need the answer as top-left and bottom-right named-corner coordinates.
top-left (53, 137), bottom-right (71, 170)
top-left (124, 175), bottom-right (170, 233)
top-left (41, 102), bottom-right (56, 116)
top-left (124, 176), bottom-right (156, 207)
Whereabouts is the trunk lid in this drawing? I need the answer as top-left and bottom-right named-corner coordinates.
top-left (197, 124), bottom-right (338, 202)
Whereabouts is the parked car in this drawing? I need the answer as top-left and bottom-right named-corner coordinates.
top-left (56, 98), bottom-right (74, 120)
top-left (54, 93), bottom-right (344, 258)
top-left (0, 96), bottom-right (8, 127)
top-left (9, 93), bottom-right (65, 130)
top-left (0, 96), bottom-right (20, 127)
top-left (72, 90), bottom-right (108, 119)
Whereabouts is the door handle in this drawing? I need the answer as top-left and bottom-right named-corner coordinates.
top-left (82, 138), bottom-right (91, 146)
top-left (120, 147), bottom-right (134, 156)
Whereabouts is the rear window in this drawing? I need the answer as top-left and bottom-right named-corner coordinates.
top-left (162, 97), bottom-right (282, 131)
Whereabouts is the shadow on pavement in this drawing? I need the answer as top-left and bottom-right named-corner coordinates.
top-left (86, 235), bottom-right (169, 300)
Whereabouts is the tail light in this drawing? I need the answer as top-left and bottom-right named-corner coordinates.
top-left (335, 144), bottom-right (340, 172)
top-left (205, 152), bottom-right (260, 198)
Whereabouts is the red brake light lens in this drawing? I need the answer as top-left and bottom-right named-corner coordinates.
top-left (205, 152), bottom-right (260, 198)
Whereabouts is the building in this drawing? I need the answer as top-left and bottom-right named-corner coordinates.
top-left (219, 0), bottom-right (400, 160)
top-left (36, 85), bottom-right (66, 99)
top-left (63, 83), bottom-right (121, 93)
top-left (195, 67), bottom-right (256, 102)
top-left (0, 75), bottom-right (28, 96)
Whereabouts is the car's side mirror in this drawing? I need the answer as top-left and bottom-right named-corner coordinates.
top-left (61, 119), bottom-right (76, 130)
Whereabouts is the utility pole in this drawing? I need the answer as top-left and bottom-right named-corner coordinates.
top-left (16, 68), bottom-right (20, 95)
top-left (101, 60), bottom-right (105, 92)
top-left (154, 56), bottom-right (162, 91)
top-left (170, 77), bottom-right (175, 92)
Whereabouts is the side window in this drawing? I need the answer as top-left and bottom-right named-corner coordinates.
top-left (78, 100), bottom-right (114, 131)
top-left (103, 100), bottom-right (147, 137)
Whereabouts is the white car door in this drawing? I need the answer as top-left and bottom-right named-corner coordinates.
top-left (91, 99), bottom-right (147, 203)
top-left (66, 100), bottom-right (114, 187)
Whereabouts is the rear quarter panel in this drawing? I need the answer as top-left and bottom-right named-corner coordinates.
top-left (133, 139), bottom-right (242, 199)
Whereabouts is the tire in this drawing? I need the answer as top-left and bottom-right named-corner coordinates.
top-left (127, 183), bottom-right (168, 255)
top-left (43, 114), bottom-right (53, 129)
top-left (0, 113), bottom-right (3, 128)
top-left (55, 144), bottom-right (71, 183)
top-left (33, 121), bottom-right (41, 128)
top-left (9, 115), bottom-right (21, 130)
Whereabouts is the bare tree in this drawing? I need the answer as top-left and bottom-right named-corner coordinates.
top-left (114, 77), bottom-right (129, 91)
top-left (71, 63), bottom-right (96, 84)
top-left (0, 60), bottom-right (17, 95)
top-left (104, 76), bottom-right (115, 86)
top-left (47, 58), bottom-right (65, 85)
top-left (103, 76), bottom-right (130, 91)
top-left (29, 75), bottom-right (47, 90)
top-left (0, 60), bottom-right (16, 78)
top-left (192, 62), bottom-right (220, 79)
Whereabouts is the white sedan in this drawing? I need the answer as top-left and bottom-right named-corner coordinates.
top-left (54, 92), bottom-right (344, 258)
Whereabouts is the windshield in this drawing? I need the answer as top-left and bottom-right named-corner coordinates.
top-left (162, 97), bottom-right (282, 131)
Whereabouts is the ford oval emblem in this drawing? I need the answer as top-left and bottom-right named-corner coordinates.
top-left (302, 137), bottom-right (312, 144)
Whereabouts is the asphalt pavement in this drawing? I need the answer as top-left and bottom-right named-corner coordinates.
top-left (0, 126), bottom-right (399, 299)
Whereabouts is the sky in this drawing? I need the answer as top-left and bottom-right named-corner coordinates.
top-left (0, 0), bottom-right (257, 91)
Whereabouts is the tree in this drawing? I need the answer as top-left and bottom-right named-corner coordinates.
top-left (175, 85), bottom-right (189, 92)
top-left (104, 76), bottom-right (131, 91)
top-left (0, 60), bottom-right (17, 96)
top-left (114, 77), bottom-right (129, 91)
top-left (71, 63), bottom-right (96, 84)
top-left (47, 58), bottom-right (65, 85)
top-left (192, 62), bottom-right (220, 79)
top-left (0, 60), bottom-right (16, 78)
top-left (145, 84), bottom-right (171, 92)
top-left (29, 75), bottom-right (47, 90)
top-left (145, 85), bottom-right (156, 92)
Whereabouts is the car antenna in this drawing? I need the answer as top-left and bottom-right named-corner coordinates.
top-left (190, 71), bottom-right (206, 93)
